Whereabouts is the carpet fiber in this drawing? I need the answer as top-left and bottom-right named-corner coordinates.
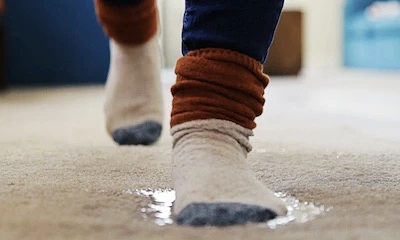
top-left (1, 70), bottom-right (399, 239)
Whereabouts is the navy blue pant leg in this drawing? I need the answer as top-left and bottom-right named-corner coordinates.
top-left (102, 0), bottom-right (143, 5)
top-left (182, 0), bottom-right (284, 63)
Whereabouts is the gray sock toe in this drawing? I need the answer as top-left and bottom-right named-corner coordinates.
top-left (176, 203), bottom-right (277, 227)
top-left (112, 121), bottom-right (162, 146)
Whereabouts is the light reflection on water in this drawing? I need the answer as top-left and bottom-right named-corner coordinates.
top-left (124, 188), bottom-right (331, 228)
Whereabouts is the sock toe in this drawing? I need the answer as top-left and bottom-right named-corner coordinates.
top-left (176, 202), bottom-right (278, 227)
top-left (112, 121), bottom-right (162, 146)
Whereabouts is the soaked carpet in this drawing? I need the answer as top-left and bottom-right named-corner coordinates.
top-left (1, 70), bottom-right (400, 239)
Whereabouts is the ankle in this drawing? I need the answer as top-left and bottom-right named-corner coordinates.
top-left (171, 119), bottom-right (253, 155)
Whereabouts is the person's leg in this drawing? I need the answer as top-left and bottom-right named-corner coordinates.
top-left (171, 0), bottom-right (286, 226)
top-left (94, 0), bottom-right (163, 145)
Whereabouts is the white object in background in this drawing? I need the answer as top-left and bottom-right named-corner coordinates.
top-left (159, 0), bottom-right (185, 68)
top-left (156, 0), bottom-right (166, 67)
top-left (366, 1), bottom-right (400, 20)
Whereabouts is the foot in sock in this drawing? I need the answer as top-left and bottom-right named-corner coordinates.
top-left (171, 120), bottom-right (287, 226)
top-left (95, 0), bottom-right (163, 145)
top-left (104, 37), bottom-right (163, 145)
top-left (170, 48), bottom-right (287, 226)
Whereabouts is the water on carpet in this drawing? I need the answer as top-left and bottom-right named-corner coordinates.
top-left (123, 188), bottom-right (331, 228)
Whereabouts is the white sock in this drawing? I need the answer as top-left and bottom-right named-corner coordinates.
top-left (171, 119), bottom-right (287, 226)
top-left (104, 36), bottom-right (163, 145)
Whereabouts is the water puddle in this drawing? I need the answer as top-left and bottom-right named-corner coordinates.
top-left (123, 188), bottom-right (331, 228)
top-left (124, 188), bottom-right (175, 226)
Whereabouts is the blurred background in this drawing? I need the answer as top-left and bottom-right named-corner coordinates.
top-left (1, 0), bottom-right (400, 89)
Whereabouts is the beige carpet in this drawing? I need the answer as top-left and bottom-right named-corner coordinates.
top-left (1, 70), bottom-right (399, 240)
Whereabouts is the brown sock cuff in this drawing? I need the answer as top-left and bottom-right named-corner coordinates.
top-left (95, 0), bottom-right (158, 45)
top-left (171, 48), bottom-right (270, 130)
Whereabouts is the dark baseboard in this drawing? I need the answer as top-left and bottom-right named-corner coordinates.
top-left (0, 14), bottom-right (5, 90)
top-left (264, 11), bottom-right (303, 76)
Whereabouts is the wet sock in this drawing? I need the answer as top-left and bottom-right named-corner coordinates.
top-left (104, 37), bottom-right (163, 145)
top-left (170, 49), bottom-right (287, 226)
top-left (171, 120), bottom-right (287, 226)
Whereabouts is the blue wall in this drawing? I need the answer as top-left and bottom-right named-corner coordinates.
top-left (5, 0), bottom-right (110, 86)
top-left (343, 0), bottom-right (400, 70)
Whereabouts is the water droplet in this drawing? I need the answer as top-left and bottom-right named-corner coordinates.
top-left (281, 148), bottom-right (286, 153)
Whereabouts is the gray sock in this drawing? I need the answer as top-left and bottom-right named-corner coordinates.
top-left (176, 202), bottom-right (277, 226)
top-left (112, 121), bottom-right (162, 146)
